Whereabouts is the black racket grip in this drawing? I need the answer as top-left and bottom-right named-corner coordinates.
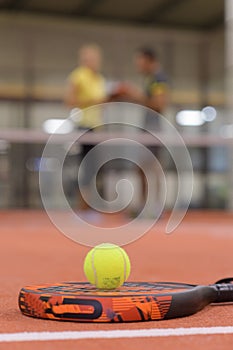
top-left (212, 283), bottom-right (233, 303)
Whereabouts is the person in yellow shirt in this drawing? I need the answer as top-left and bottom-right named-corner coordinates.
top-left (64, 44), bottom-right (108, 211)
top-left (65, 44), bottom-right (107, 128)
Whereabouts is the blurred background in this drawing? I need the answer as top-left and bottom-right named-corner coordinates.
top-left (0, 0), bottom-right (230, 212)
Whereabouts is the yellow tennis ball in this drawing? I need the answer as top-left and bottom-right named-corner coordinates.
top-left (83, 243), bottom-right (131, 290)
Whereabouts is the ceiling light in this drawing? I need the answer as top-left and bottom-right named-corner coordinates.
top-left (43, 119), bottom-right (74, 134)
top-left (176, 110), bottom-right (205, 126)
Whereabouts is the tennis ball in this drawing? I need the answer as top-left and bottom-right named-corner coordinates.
top-left (83, 243), bottom-right (131, 290)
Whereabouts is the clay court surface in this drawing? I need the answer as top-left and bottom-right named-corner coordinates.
top-left (1, 210), bottom-right (233, 349)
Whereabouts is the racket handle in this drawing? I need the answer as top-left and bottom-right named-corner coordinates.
top-left (213, 283), bottom-right (233, 303)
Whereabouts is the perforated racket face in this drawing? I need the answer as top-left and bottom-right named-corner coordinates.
top-left (21, 281), bottom-right (195, 296)
top-left (19, 281), bottom-right (197, 323)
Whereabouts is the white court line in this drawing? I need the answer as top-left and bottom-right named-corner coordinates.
top-left (1, 327), bottom-right (233, 343)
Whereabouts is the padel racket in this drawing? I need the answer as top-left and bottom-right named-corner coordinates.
top-left (19, 278), bottom-right (233, 323)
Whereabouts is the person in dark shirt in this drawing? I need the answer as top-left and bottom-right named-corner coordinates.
top-left (122, 47), bottom-right (169, 217)
top-left (124, 47), bottom-right (169, 116)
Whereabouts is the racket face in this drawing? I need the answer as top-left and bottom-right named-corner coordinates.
top-left (19, 281), bottom-right (197, 323)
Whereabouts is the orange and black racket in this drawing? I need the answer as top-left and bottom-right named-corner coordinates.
top-left (19, 278), bottom-right (233, 323)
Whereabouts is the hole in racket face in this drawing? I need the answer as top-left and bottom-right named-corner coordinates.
top-left (39, 102), bottom-right (193, 247)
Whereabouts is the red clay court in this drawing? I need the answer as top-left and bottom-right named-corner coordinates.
top-left (1, 210), bottom-right (233, 349)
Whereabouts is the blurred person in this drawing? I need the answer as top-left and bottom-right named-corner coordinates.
top-left (121, 47), bottom-right (169, 115)
top-left (65, 44), bottom-right (107, 126)
top-left (64, 44), bottom-right (108, 211)
top-left (135, 47), bottom-right (169, 216)
top-left (120, 47), bottom-right (169, 217)
top-left (135, 47), bottom-right (168, 111)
